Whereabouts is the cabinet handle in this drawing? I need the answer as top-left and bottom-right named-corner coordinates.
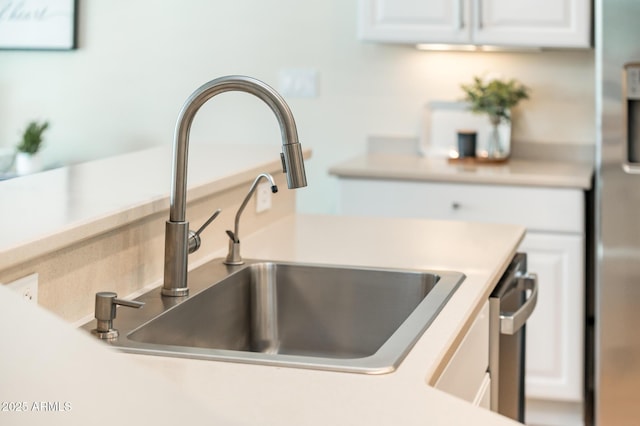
top-left (457, 0), bottom-right (465, 29)
top-left (451, 202), bottom-right (461, 210)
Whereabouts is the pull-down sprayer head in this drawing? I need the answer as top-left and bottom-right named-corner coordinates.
top-left (169, 75), bottom-right (307, 223)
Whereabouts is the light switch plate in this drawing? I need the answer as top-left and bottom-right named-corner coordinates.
top-left (278, 68), bottom-right (318, 98)
top-left (6, 273), bottom-right (39, 303)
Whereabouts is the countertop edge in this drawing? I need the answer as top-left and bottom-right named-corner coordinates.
top-left (328, 154), bottom-right (594, 190)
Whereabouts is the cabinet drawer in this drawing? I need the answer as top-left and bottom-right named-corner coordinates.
top-left (338, 179), bottom-right (584, 233)
top-left (435, 301), bottom-right (489, 403)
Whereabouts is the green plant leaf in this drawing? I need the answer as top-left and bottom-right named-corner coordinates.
top-left (17, 121), bottom-right (49, 154)
top-left (460, 76), bottom-right (530, 123)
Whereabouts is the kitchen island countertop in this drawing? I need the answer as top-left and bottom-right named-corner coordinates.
top-left (0, 142), bottom-right (527, 425)
top-left (1, 212), bottom-right (525, 426)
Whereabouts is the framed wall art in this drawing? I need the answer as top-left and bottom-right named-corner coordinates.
top-left (0, 0), bottom-right (77, 50)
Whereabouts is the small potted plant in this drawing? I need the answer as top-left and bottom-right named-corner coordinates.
top-left (461, 76), bottom-right (530, 159)
top-left (15, 120), bottom-right (49, 175)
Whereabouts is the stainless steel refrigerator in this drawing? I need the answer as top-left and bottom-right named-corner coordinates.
top-left (595, 0), bottom-right (640, 424)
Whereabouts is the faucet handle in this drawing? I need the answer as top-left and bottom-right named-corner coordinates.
top-left (188, 208), bottom-right (222, 254)
top-left (92, 292), bottom-right (144, 340)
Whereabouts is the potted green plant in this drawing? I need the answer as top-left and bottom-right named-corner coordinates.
top-left (461, 76), bottom-right (530, 159)
top-left (15, 120), bottom-right (49, 175)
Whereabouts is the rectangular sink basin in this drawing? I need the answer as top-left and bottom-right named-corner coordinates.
top-left (86, 260), bottom-right (464, 374)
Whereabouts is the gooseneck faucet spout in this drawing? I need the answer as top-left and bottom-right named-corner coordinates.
top-left (225, 173), bottom-right (278, 266)
top-left (162, 75), bottom-right (308, 297)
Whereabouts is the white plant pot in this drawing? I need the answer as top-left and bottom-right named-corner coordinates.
top-left (15, 152), bottom-right (43, 176)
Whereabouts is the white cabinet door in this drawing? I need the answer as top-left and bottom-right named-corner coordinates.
top-left (358, 0), bottom-right (591, 48)
top-left (358, 0), bottom-right (470, 43)
top-left (473, 0), bottom-right (591, 48)
top-left (519, 232), bottom-right (584, 402)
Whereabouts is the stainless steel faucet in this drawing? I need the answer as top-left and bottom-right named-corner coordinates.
top-left (162, 75), bottom-right (308, 297)
top-left (225, 173), bottom-right (278, 265)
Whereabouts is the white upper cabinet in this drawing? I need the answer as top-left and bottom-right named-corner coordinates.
top-left (358, 0), bottom-right (592, 48)
top-left (474, 0), bottom-right (591, 48)
top-left (358, 0), bottom-right (470, 44)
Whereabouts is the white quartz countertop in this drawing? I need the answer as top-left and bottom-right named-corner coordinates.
top-left (0, 284), bottom-right (234, 426)
top-left (329, 153), bottom-right (593, 189)
top-left (0, 213), bottom-right (525, 426)
top-left (0, 144), bottom-right (295, 271)
top-left (0, 141), bottom-right (527, 425)
top-left (0, 215), bottom-right (524, 426)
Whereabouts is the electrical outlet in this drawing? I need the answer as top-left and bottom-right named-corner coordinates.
top-left (256, 182), bottom-right (273, 213)
top-left (6, 273), bottom-right (39, 303)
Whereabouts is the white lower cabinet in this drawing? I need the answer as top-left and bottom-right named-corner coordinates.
top-left (337, 178), bottom-right (585, 424)
top-left (519, 233), bottom-right (585, 426)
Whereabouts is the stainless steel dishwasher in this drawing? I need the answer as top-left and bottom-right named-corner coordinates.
top-left (489, 253), bottom-right (538, 423)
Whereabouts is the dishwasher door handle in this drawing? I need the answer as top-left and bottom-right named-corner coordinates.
top-left (500, 273), bottom-right (538, 335)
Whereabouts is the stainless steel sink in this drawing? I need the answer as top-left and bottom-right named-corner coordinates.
top-left (86, 259), bottom-right (464, 374)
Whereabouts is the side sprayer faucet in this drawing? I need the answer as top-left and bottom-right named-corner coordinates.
top-left (162, 75), bottom-right (308, 297)
top-left (225, 173), bottom-right (278, 265)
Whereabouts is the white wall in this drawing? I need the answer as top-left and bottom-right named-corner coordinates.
top-left (0, 0), bottom-right (594, 214)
